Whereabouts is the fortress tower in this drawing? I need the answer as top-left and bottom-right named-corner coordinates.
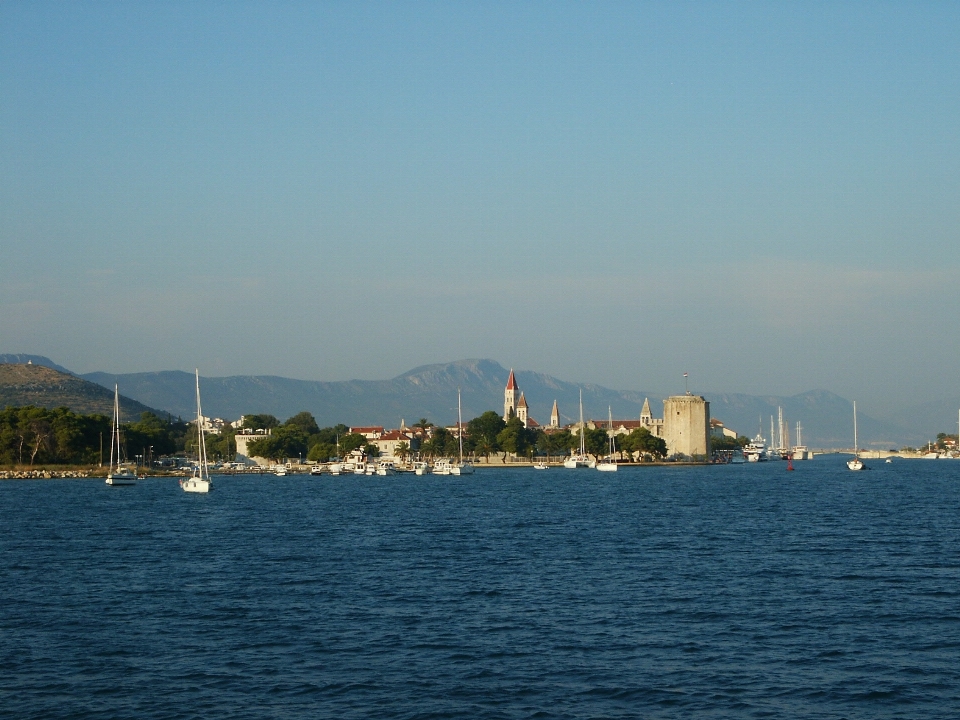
top-left (662, 394), bottom-right (710, 459)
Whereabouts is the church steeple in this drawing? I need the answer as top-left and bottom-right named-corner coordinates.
top-left (504, 369), bottom-right (518, 421)
top-left (516, 392), bottom-right (528, 427)
top-left (550, 400), bottom-right (559, 428)
top-left (640, 398), bottom-right (652, 422)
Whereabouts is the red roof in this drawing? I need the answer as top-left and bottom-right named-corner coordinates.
top-left (506, 369), bottom-right (517, 390)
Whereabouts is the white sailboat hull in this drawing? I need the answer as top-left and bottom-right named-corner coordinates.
top-left (180, 478), bottom-right (211, 493)
top-left (105, 472), bottom-right (137, 486)
top-left (450, 463), bottom-right (474, 475)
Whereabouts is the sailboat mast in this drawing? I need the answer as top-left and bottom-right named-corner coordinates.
top-left (853, 401), bottom-right (858, 457)
top-left (579, 389), bottom-right (585, 456)
top-left (110, 385), bottom-right (118, 471)
top-left (457, 387), bottom-right (464, 463)
top-left (196, 369), bottom-right (208, 480)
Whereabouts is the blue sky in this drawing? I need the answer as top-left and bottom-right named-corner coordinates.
top-left (2, 1), bottom-right (959, 418)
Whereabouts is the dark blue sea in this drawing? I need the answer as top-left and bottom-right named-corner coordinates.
top-left (3, 458), bottom-right (959, 719)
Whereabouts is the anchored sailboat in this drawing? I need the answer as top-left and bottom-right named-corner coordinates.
top-left (597, 407), bottom-right (618, 472)
top-left (847, 400), bottom-right (864, 471)
top-left (180, 369), bottom-right (212, 493)
top-left (450, 387), bottom-right (474, 475)
top-left (105, 385), bottom-right (137, 486)
top-left (564, 389), bottom-right (596, 468)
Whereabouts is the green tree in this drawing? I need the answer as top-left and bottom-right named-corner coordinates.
top-left (497, 417), bottom-right (534, 457)
top-left (338, 433), bottom-right (367, 455)
top-left (242, 414), bottom-right (280, 431)
top-left (583, 427), bottom-right (610, 460)
top-left (467, 411), bottom-right (506, 460)
top-left (307, 442), bottom-right (336, 462)
top-left (285, 411), bottom-right (320, 435)
top-left (621, 427), bottom-right (667, 461)
top-left (421, 427), bottom-right (453, 458)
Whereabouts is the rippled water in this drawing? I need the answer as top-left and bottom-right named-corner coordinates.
top-left (3, 458), bottom-right (959, 719)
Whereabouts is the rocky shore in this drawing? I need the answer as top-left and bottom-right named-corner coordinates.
top-left (1, 469), bottom-right (91, 479)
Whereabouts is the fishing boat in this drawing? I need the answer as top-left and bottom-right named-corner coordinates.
top-left (450, 388), bottom-right (474, 475)
top-left (597, 406), bottom-right (618, 472)
top-left (564, 389), bottom-right (596, 468)
top-left (376, 461), bottom-right (397, 476)
top-left (847, 401), bottom-right (864, 471)
top-left (180, 370), bottom-right (212, 493)
top-left (105, 385), bottom-right (137, 486)
top-left (413, 461), bottom-right (431, 475)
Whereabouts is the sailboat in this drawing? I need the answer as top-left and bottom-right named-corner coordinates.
top-left (105, 385), bottom-right (137, 486)
top-left (597, 406), bottom-right (618, 472)
top-left (180, 369), bottom-right (212, 493)
top-left (847, 400), bottom-right (864, 471)
top-left (564, 389), bottom-right (596, 468)
top-left (449, 387), bottom-right (474, 475)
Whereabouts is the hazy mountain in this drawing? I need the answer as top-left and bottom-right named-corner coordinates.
top-left (0, 363), bottom-right (161, 419)
top-left (78, 358), bottom-right (923, 448)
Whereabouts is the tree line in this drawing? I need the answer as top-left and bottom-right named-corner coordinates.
top-left (0, 406), bottom-right (190, 467)
top-left (242, 410), bottom-right (669, 463)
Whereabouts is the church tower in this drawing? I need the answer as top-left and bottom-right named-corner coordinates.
top-left (516, 392), bottom-right (529, 427)
top-left (640, 398), bottom-right (652, 423)
top-left (550, 400), bottom-right (560, 428)
top-left (504, 369), bottom-right (518, 421)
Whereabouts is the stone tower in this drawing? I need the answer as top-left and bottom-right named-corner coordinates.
top-left (550, 400), bottom-right (560, 428)
top-left (662, 394), bottom-right (710, 459)
top-left (504, 369), bottom-right (518, 421)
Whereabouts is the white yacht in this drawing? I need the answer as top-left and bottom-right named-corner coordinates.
top-left (376, 461), bottom-right (397, 476)
top-left (413, 461), bottom-right (431, 475)
top-left (180, 370), bottom-right (212, 493)
top-left (743, 434), bottom-right (767, 462)
top-left (432, 458), bottom-right (452, 475)
top-left (105, 385), bottom-right (137, 486)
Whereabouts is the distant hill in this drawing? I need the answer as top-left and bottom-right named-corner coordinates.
top-left (80, 358), bottom-right (922, 448)
top-left (0, 363), bottom-right (161, 419)
top-left (0, 354), bottom-right (74, 375)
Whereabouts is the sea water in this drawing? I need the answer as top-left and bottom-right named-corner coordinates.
top-left (2, 458), bottom-right (959, 719)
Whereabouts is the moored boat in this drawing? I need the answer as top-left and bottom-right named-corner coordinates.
top-left (105, 385), bottom-right (137, 486)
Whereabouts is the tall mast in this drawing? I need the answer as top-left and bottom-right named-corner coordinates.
top-left (853, 401), bottom-right (858, 458)
top-left (196, 369), bottom-right (208, 480)
top-left (457, 387), bottom-right (464, 463)
top-left (579, 389), bottom-right (585, 456)
top-left (111, 385), bottom-right (118, 471)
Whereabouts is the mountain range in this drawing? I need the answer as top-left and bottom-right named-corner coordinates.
top-left (1, 354), bottom-right (941, 448)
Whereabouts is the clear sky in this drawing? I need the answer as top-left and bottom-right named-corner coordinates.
top-left (2, 1), bottom-right (959, 418)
